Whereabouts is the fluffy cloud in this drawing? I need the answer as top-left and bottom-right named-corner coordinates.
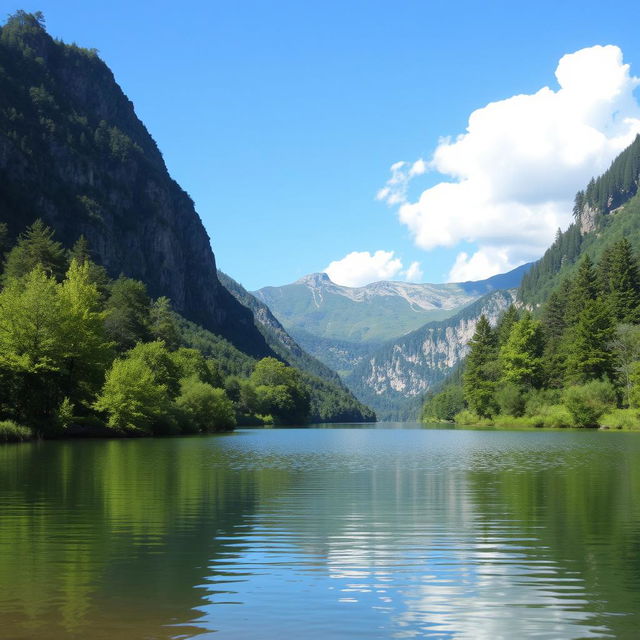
top-left (324, 250), bottom-right (423, 287)
top-left (378, 45), bottom-right (640, 281)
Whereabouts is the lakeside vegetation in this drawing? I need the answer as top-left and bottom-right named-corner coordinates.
top-left (0, 221), bottom-right (368, 440)
top-left (423, 239), bottom-right (640, 429)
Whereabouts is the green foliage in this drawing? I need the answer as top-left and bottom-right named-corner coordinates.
top-left (499, 313), bottom-right (545, 389)
top-left (94, 353), bottom-right (172, 434)
top-left (175, 377), bottom-right (235, 433)
top-left (599, 408), bottom-right (640, 430)
top-left (104, 277), bottom-right (151, 351)
top-left (421, 385), bottom-right (465, 422)
top-left (564, 299), bottom-right (615, 384)
top-left (0, 419), bottom-right (34, 442)
top-left (495, 383), bottom-right (526, 417)
top-left (463, 315), bottom-right (499, 418)
top-left (2, 219), bottom-right (67, 283)
top-left (563, 380), bottom-right (617, 427)
top-left (251, 357), bottom-right (311, 424)
top-left (150, 297), bottom-right (180, 350)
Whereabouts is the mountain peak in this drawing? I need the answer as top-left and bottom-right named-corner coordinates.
top-left (295, 272), bottom-right (332, 287)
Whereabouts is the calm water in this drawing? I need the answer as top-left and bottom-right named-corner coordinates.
top-left (2, 425), bottom-right (640, 639)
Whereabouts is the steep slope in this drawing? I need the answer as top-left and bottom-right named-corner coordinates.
top-left (217, 271), bottom-right (375, 422)
top-left (346, 290), bottom-right (516, 420)
top-left (519, 136), bottom-right (640, 306)
top-left (0, 12), bottom-right (270, 358)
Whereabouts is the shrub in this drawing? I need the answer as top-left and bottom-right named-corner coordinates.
top-left (454, 409), bottom-right (492, 426)
top-left (563, 380), bottom-right (617, 427)
top-left (175, 377), bottom-right (236, 433)
top-left (599, 408), bottom-right (640, 430)
top-left (0, 420), bottom-right (34, 443)
top-left (495, 383), bottom-right (526, 417)
top-left (94, 356), bottom-right (172, 433)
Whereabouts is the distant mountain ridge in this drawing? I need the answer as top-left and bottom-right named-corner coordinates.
top-left (254, 263), bottom-right (530, 345)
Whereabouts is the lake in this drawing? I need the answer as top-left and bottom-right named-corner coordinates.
top-left (1, 424), bottom-right (640, 639)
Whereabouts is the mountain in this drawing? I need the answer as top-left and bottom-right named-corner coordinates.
top-left (254, 264), bottom-right (529, 345)
top-left (0, 11), bottom-right (269, 358)
top-left (217, 271), bottom-right (376, 422)
top-left (0, 12), bottom-right (375, 423)
top-left (346, 289), bottom-right (516, 420)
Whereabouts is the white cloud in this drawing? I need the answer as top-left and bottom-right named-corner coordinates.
top-left (324, 250), bottom-right (423, 287)
top-left (378, 45), bottom-right (640, 281)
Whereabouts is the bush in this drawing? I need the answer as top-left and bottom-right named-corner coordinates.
top-left (525, 388), bottom-right (562, 416)
top-left (0, 420), bottom-right (34, 443)
top-left (453, 409), bottom-right (492, 426)
top-left (600, 408), bottom-right (640, 430)
top-left (94, 356), bottom-right (172, 433)
top-left (175, 377), bottom-right (236, 433)
top-left (563, 380), bottom-right (617, 427)
top-left (422, 385), bottom-right (465, 422)
top-left (495, 383), bottom-right (526, 417)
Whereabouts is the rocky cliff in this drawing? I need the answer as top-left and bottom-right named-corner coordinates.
top-left (346, 290), bottom-right (516, 419)
top-left (0, 12), bottom-right (270, 358)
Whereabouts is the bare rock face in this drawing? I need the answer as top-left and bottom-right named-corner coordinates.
top-left (346, 290), bottom-right (516, 417)
top-left (0, 15), bottom-right (271, 358)
top-left (578, 203), bottom-right (600, 235)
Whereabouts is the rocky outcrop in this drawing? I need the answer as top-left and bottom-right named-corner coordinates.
top-left (346, 290), bottom-right (516, 419)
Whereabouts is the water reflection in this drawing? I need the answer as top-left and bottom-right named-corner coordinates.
top-left (1, 429), bottom-right (640, 638)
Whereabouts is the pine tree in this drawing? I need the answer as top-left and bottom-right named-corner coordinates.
top-left (565, 298), bottom-right (615, 384)
top-left (496, 305), bottom-right (519, 347)
top-left (564, 256), bottom-right (597, 326)
top-left (2, 220), bottom-right (67, 282)
top-left (607, 239), bottom-right (640, 323)
top-left (499, 313), bottom-right (545, 389)
top-left (463, 315), bottom-right (498, 418)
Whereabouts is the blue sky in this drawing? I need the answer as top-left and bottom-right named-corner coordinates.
top-left (7, 1), bottom-right (640, 289)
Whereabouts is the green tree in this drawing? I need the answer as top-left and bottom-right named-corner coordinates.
top-left (94, 355), bottom-right (171, 433)
top-left (564, 299), bottom-right (615, 384)
top-left (0, 267), bottom-right (64, 428)
top-left (2, 220), bottom-right (67, 283)
top-left (565, 256), bottom-right (597, 326)
top-left (463, 315), bottom-right (498, 418)
top-left (422, 385), bottom-right (465, 422)
top-left (250, 357), bottom-right (311, 424)
top-left (175, 377), bottom-right (235, 433)
top-left (563, 380), bottom-right (616, 427)
top-left (149, 297), bottom-right (180, 350)
top-left (607, 239), bottom-right (640, 323)
top-left (104, 277), bottom-right (151, 351)
top-left (496, 305), bottom-right (520, 347)
top-left (499, 313), bottom-right (545, 389)
top-left (57, 259), bottom-right (113, 408)
top-left (126, 341), bottom-right (181, 398)
top-left (611, 324), bottom-right (640, 407)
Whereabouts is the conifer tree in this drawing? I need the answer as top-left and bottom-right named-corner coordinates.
top-left (496, 305), bottom-right (519, 347)
top-left (607, 239), bottom-right (640, 323)
top-left (564, 256), bottom-right (597, 326)
top-left (463, 315), bottom-right (498, 418)
top-left (499, 313), bottom-right (545, 389)
top-left (2, 220), bottom-right (67, 282)
top-left (565, 298), bottom-right (615, 384)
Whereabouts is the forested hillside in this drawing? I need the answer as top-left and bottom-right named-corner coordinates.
top-left (424, 136), bottom-right (640, 428)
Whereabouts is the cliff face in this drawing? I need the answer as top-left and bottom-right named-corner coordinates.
top-left (0, 12), bottom-right (271, 358)
top-left (346, 290), bottom-right (516, 419)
